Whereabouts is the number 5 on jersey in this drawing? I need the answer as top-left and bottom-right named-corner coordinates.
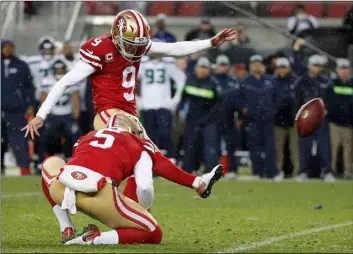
top-left (89, 129), bottom-right (121, 149)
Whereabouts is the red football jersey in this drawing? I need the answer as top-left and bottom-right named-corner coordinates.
top-left (79, 34), bottom-right (142, 116)
top-left (67, 129), bottom-right (155, 185)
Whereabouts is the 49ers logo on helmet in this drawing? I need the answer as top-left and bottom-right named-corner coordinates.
top-left (117, 17), bottom-right (127, 32)
top-left (71, 171), bottom-right (87, 180)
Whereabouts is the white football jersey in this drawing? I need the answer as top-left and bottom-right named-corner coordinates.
top-left (138, 56), bottom-right (186, 110)
top-left (53, 53), bottom-right (88, 112)
top-left (41, 76), bottom-right (79, 116)
top-left (54, 53), bottom-right (80, 71)
top-left (22, 55), bottom-right (54, 101)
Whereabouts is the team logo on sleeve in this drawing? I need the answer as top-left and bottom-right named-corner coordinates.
top-left (71, 171), bottom-right (87, 180)
top-left (105, 53), bottom-right (114, 63)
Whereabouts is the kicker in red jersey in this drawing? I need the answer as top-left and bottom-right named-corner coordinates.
top-left (79, 34), bottom-right (143, 116)
top-left (67, 129), bottom-right (155, 185)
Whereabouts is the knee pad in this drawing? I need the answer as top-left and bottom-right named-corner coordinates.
top-left (42, 156), bottom-right (66, 187)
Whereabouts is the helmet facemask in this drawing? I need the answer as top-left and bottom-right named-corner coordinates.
top-left (112, 28), bottom-right (149, 62)
top-left (52, 61), bottom-right (67, 81)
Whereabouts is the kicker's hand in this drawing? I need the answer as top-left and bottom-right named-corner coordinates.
top-left (21, 116), bottom-right (44, 139)
top-left (210, 28), bottom-right (237, 47)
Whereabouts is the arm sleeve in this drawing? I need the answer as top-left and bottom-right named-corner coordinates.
top-left (147, 40), bottom-right (212, 57)
top-left (36, 60), bottom-right (96, 120)
top-left (292, 50), bottom-right (306, 76)
top-left (23, 63), bottom-right (36, 108)
top-left (134, 151), bottom-right (154, 210)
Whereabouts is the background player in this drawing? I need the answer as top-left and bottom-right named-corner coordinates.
top-left (24, 36), bottom-right (57, 102)
top-left (36, 59), bottom-right (81, 174)
top-left (137, 54), bottom-right (186, 162)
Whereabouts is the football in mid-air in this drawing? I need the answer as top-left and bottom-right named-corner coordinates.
top-left (295, 98), bottom-right (325, 137)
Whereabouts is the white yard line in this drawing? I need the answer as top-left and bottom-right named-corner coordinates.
top-left (1, 192), bottom-right (42, 199)
top-left (220, 221), bottom-right (353, 253)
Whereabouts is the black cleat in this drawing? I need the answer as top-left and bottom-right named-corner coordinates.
top-left (197, 165), bottom-right (224, 198)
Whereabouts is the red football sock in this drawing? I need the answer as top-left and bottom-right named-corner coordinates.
top-left (41, 177), bottom-right (56, 207)
top-left (153, 152), bottom-right (196, 188)
top-left (122, 176), bottom-right (138, 203)
top-left (116, 225), bottom-right (162, 244)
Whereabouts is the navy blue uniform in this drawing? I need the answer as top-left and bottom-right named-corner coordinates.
top-left (213, 73), bottom-right (240, 173)
top-left (233, 74), bottom-right (279, 177)
top-left (296, 74), bottom-right (332, 175)
top-left (293, 50), bottom-right (333, 176)
top-left (274, 73), bottom-right (299, 127)
top-left (181, 74), bottom-right (222, 173)
top-left (325, 77), bottom-right (353, 127)
top-left (1, 56), bottom-right (35, 170)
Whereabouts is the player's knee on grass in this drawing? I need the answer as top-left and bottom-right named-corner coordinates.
top-left (42, 156), bottom-right (66, 186)
top-left (50, 180), bottom-right (158, 231)
top-left (150, 224), bottom-right (163, 244)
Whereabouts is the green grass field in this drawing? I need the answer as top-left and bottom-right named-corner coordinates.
top-left (1, 176), bottom-right (352, 253)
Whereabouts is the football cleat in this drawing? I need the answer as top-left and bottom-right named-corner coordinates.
top-left (64, 224), bottom-right (101, 245)
top-left (60, 227), bottom-right (76, 244)
top-left (197, 165), bottom-right (224, 198)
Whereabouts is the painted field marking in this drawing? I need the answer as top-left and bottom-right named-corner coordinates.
top-left (2, 192), bottom-right (42, 199)
top-left (221, 221), bottom-right (353, 253)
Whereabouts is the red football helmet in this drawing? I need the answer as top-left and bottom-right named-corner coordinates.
top-left (111, 9), bottom-right (151, 62)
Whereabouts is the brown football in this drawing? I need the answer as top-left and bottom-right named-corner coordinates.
top-left (295, 98), bottom-right (325, 137)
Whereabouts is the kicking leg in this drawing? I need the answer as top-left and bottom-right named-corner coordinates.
top-left (123, 152), bottom-right (223, 200)
top-left (41, 156), bottom-right (75, 242)
top-left (154, 152), bottom-right (223, 198)
top-left (96, 110), bottom-right (223, 198)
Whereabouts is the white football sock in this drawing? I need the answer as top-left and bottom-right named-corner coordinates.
top-left (93, 230), bottom-right (119, 245)
top-left (53, 205), bottom-right (74, 232)
top-left (192, 176), bottom-right (201, 189)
